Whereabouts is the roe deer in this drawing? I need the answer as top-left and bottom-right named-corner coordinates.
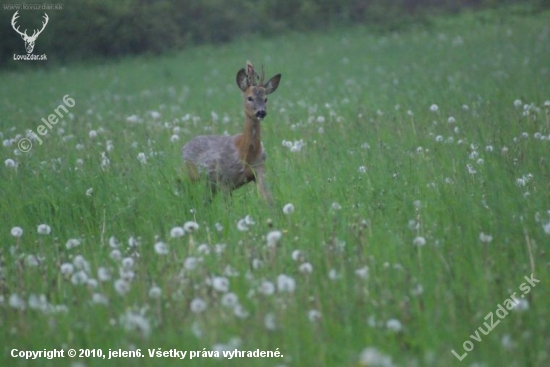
top-left (182, 62), bottom-right (281, 203)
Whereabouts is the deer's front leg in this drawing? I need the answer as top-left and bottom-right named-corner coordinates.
top-left (255, 166), bottom-right (273, 204)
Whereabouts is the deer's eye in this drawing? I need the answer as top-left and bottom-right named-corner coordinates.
top-left (265, 98), bottom-right (268, 103)
top-left (247, 97), bottom-right (253, 102)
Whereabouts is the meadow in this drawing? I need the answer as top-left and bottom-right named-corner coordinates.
top-left (1, 7), bottom-right (549, 367)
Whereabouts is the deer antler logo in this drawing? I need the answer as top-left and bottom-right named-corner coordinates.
top-left (11, 11), bottom-right (49, 54)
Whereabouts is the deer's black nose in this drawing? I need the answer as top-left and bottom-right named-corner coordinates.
top-left (256, 110), bottom-right (266, 119)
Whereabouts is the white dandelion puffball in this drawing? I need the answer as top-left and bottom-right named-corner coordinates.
top-left (413, 236), bottom-right (426, 246)
top-left (154, 241), bottom-right (169, 255)
top-left (358, 347), bottom-right (394, 367)
top-left (5, 158), bottom-right (17, 168)
top-left (170, 226), bottom-right (185, 238)
top-left (386, 318), bottom-right (403, 332)
top-left (114, 279), bottom-right (130, 295)
top-left (37, 224), bottom-right (51, 235)
top-left (283, 203), bottom-right (295, 215)
top-left (211, 276), bottom-right (230, 293)
top-left (190, 298), bottom-right (207, 313)
top-left (266, 230), bottom-right (282, 248)
top-left (148, 286), bottom-right (162, 299)
top-left (137, 152), bottom-right (147, 164)
top-left (10, 226), bottom-right (23, 237)
top-left (65, 238), bottom-right (81, 250)
top-left (277, 274), bottom-right (296, 293)
top-left (183, 221), bottom-right (199, 233)
top-left (259, 281), bottom-right (275, 296)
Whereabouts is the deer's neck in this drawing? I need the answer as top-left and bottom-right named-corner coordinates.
top-left (235, 115), bottom-right (262, 163)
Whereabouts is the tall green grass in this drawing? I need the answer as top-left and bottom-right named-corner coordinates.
top-left (1, 8), bottom-right (549, 367)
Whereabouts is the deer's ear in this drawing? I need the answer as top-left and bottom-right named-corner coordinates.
top-left (264, 74), bottom-right (281, 95)
top-left (236, 68), bottom-right (249, 92)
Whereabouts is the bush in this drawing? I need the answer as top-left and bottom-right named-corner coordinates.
top-left (0, 0), bottom-right (544, 68)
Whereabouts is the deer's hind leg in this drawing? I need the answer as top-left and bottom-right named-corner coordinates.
top-left (186, 162), bottom-right (201, 181)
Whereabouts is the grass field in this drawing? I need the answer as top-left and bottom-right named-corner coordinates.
top-left (1, 7), bottom-right (549, 367)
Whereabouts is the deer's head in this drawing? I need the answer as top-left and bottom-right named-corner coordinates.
top-left (236, 62), bottom-right (281, 120)
top-left (11, 11), bottom-right (49, 54)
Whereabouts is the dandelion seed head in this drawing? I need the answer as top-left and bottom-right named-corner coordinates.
top-left (479, 232), bottom-right (493, 243)
top-left (291, 250), bottom-right (303, 262)
top-left (386, 319), bottom-right (403, 332)
top-left (251, 258), bottom-right (263, 270)
top-left (60, 263), bottom-right (74, 275)
top-left (233, 304), bottom-right (249, 319)
top-left (183, 221), bottom-right (199, 233)
top-left (355, 266), bottom-right (369, 279)
top-left (283, 203), bottom-right (295, 215)
top-left (190, 298), bottom-right (207, 313)
top-left (65, 238), bottom-right (80, 250)
top-left (128, 236), bottom-right (140, 247)
top-left (358, 347), bottom-right (395, 367)
top-left (410, 282), bottom-right (424, 296)
top-left (114, 279), bottom-right (130, 295)
top-left (244, 215), bottom-right (255, 226)
top-left (92, 293), bottom-right (109, 305)
top-left (308, 309), bottom-right (322, 322)
top-left (71, 270), bottom-right (89, 285)
top-left (148, 285), bottom-right (162, 299)
top-left (37, 224), bottom-right (51, 235)
top-left (264, 312), bottom-right (276, 330)
top-left (10, 226), bottom-right (23, 237)
top-left (121, 257), bottom-right (134, 269)
top-left (154, 241), bottom-right (169, 255)
top-left (9, 294), bottom-right (26, 310)
top-left (98, 267), bottom-right (111, 282)
top-left (120, 309), bottom-right (151, 338)
top-left (237, 219), bottom-right (249, 232)
top-left (109, 236), bottom-right (120, 249)
top-left (211, 276), bottom-right (230, 293)
top-left (328, 269), bottom-right (341, 280)
top-left (170, 226), bottom-right (185, 238)
top-left (413, 236), bottom-right (426, 246)
top-left (513, 298), bottom-right (529, 312)
top-left (184, 257), bottom-right (199, 271)
top-left (221, 292), bottom-right (239, 308)
top-left (73, 255), bottom-right (90, 272)
top-left (277, 274), bottom-right (296, 293)
top-left (266, 230), bottom-right (282, 248)
top-left (110, 249), bottom-right (122, 261)
top-left (197, 243), bottom-right (210, 254)
top-left (137, 152), bottom-right (147, 164)
top-left (429, 104), bottom-right (439, 112)
top-left (299, 262), bottom-right (313, 274)
top-left (23, 254), bottom-right (38, 267)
